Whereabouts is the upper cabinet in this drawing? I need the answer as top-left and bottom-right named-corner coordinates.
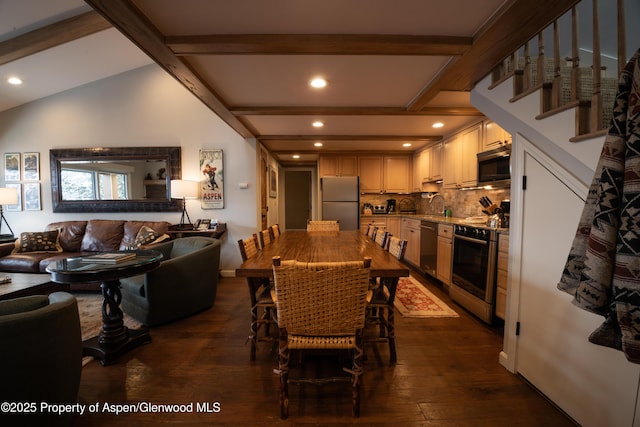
top-left (359, 155), bottom-right (411, 193)
top-left (443, 122), bottom-right (482, 189)
top-left (460, 123), bottom-right (481, 187)
top-left (482, 120), bottom-right (511, 151)
top-left (319, 155), bottom-right (358, 177)
top-left (383, 156), bottom-right (411, 193)
top-left (411, 142), bottom-right (443, 191)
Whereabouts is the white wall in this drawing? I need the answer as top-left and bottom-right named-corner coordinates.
top-left (0, 64), bottom-right (259, 275)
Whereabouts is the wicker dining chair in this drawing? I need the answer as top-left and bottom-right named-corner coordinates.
top-left (270, 224), bottom-right (281, 239)
top-left (306, 219), bottom-right (340, 232)
top-left (366, 235), bottom-right (407, 363)
top-left (272, 256), bottom-right (372, 419)
top-left (365, 223), bottom-right (376, 239)
top-left (259, 228), bottom-right (272, 248)
top-left (238, 234), bottom-right (277, 360)
top-left (374, 228), bottom-right (389, 249)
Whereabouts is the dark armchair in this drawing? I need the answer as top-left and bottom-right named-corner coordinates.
top-left (0, 292), bottom-right (82, 427)
top-left (120, 236), bottom-right (221, 326)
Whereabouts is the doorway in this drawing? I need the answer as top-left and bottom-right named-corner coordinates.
top-left (284, 170), bottom-right (311, 230)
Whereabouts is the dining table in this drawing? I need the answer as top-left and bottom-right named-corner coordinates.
top-left (235, 230), bottom-right (410, 359)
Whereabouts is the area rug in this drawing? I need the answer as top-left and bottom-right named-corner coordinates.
top-left (75, 293), bottom-right (144, 365)
top-left (393, 275), bottom-right (459, 318)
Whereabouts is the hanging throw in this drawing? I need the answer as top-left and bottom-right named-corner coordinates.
top-left (558, 48), bottom-right (640, 363)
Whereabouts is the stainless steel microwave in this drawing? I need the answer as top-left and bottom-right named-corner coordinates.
top-left (477, 145), bottom-right (511, 187)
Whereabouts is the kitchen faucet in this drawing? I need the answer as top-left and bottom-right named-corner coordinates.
top-left (429, 194), bottom-right (445, 215)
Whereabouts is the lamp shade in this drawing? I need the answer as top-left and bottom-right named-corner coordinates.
top-left (0, 187), bottom-right (18, 205)
top-left (170, 180), bottom-right (198, 199)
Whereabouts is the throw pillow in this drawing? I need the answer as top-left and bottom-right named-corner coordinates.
top-left (126, 226), bottom-right (170, 249)
top-left (12, 230), bottom-right (63, 254)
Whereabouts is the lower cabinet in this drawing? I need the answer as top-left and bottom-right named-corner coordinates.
top-left (436, 224), bottom-right (453, 287)
top-left (495, 233), bottom-right (509, 320)
top-left (386, 216), bottom-right (401, 237)
top-left (360, 216), bottom-right (388, 234)
top-left (401, 218), bottom-right (420, 267)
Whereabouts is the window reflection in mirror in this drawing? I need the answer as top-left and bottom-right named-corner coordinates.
top-left (60, 160), bottom-right (166, 201)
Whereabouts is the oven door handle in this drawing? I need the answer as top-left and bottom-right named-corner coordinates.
top-left (454, 234), bottom-right (488, 245)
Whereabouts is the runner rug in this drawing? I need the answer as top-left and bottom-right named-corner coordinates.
top-left (75, 293), bottom-right (144, 366)
top-left (393, 275), bottom-right (459, 318)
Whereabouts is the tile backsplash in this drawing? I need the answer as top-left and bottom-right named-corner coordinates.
top-left (361, 187), bottom-right (510, 218)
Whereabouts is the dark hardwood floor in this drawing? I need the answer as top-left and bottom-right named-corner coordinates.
top-left (74, 270), bottom-right (576, 426)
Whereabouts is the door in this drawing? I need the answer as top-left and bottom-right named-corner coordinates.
top-left (517, 152), bottom-right (640, 427)
top-left (260, 149), bottom-right (269, 230)
top-left (284, 170), bottom-right (311, 230)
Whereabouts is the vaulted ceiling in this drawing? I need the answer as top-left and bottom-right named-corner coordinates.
top-left (1, 0), bottom-right (578, 164)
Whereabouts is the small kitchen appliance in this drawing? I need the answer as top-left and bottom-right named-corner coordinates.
top-left (372, 205), bottom-right (386, 214)
top-left (386, 199), bottom-right (397, 214)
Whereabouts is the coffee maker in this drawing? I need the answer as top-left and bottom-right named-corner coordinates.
top-left (386, 199), bottom-right (397, 214)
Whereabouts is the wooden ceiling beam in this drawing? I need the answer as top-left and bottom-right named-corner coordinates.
top-left (0, 11), bottom-right (111, 66)
top-left (167, 34), bottom-right (472, 56)
top-left (408, 0), bottom-right (580, 110)
top-left (258, 135), bottom-right (441, 142)
top-left (230, 106), bottom-right (483, 116)
top-left (85, 0), bottom-right (254, 139)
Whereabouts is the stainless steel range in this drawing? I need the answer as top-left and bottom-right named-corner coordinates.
top-left (449, 224), bottom-right (498, 324)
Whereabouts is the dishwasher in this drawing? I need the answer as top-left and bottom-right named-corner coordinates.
top-left (420, 220), bottom-right (438, 277)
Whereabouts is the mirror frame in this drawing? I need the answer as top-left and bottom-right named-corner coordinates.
top-left (50, 147), bottom-right (182, 213)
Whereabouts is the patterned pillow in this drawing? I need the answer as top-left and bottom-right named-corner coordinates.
top-left (126, 226), bottom-right (170, 249)
top-left (12, 230), bottom-right (63, 254)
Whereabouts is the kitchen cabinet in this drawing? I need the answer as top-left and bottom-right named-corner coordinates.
top-left (384, 156), bottom-right (411, 193)
top-left (443, 122), bottom-right (481, 189)
top-left (387, 216), bottom-right (401, 237)
top-left (412, 150), bottom-right (428, 192)
top-left (359, 155), bottom-right (411, 193)
top-left (442, 135), bottom-right (459, 189)
top-left (412, 143), bottom-right (442, 191)
top-left (460, 124), bottom-right (481, 187)
top-left (360, 216), bottom-right (387, 234)
top-left (482, 120), bottom-right (511, 152)
top-left (358, 157), bottom-right (383, 192)
top-left (429, 142), bottom-right (443, 182)
top-left (495, 232), bottom-right (509, 320)
top-left (400, 218), bottom-right (420, 267)
top-left (319, 155), bottom-right (357, 177)
top-left (436, 224), bottom-right (453, 287)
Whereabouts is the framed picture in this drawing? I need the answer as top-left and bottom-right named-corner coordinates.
top-left (199, 149), bottom-right (224, 209)
top-left (24, 182), bottom-right (41, 211)
top-left (5, 183), bottom-right (21, 212)
top-left (22, 152), bottom-right (40, 181)
top-left (269, 165), bottom-right (277, 198)
top-left (4, 153), bottom-right (20, 181)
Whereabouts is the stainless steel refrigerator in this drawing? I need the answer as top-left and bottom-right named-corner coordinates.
top-left (321, 176), bottom-right (360, 230)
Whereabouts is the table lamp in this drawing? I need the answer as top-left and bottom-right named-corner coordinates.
top-left (170, 180), bottom-right (198, 230)
top-left (0, 187), bottom-right (18, 239)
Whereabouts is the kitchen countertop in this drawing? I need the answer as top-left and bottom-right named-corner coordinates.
top-left (361, 213), bottom-right (509, 233)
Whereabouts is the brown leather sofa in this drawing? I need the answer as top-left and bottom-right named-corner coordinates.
top-left (0, 219), bottom-right (171, 290)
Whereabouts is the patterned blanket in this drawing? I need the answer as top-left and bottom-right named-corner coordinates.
top-left (558, 48), bottom-right (640, 363)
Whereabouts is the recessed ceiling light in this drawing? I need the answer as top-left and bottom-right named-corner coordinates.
top-left (403, 143), bottom-right (412, 147)
top-left (7, 77), bottom-right (22, 85)
top-left (432, 122), bottom-right (444, 128)
top-left (314, 142), bottom-right (323, 147)
top-left (312, 121), bottom-right (324, 128)
top-left (293, 154), bottom-right (300, 159)
top-left (310, 77), bottom-right (327, 88)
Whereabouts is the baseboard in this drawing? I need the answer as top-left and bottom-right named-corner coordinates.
top-left (220, 269), bottom-right (236, 277)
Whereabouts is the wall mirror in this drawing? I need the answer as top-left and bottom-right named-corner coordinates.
top-left (50, 147), bottom-right (182, 213)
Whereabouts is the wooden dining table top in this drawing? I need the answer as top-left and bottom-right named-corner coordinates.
top-left (236, 230), bottom-right (410, 278)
